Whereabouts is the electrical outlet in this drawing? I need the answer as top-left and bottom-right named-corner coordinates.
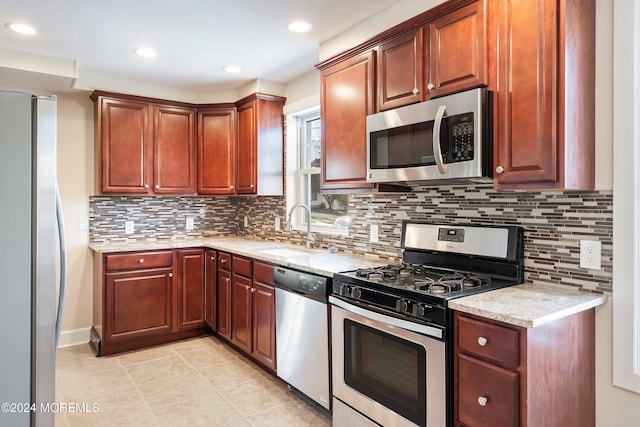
top-left (125, 220), bottom-right (134, 235)
top-left (275, 217), bottom-right (281, 231)
top-left (78, 216), bottom-right (89, 231)
top-left (186, 217), bottom-right (194, 230)
top-left (580, 240), bottom-right (601, 270)
top-left (370, 224), bottom-right (379, 243)
top-left (244, 216), bottom-right (249, 227)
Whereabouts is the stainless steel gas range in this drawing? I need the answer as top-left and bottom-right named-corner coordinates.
top-left (330, 221), bottom-right (524, 427)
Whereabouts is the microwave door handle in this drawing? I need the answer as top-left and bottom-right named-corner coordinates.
top-left (433, 105), bottom-right (448, 174)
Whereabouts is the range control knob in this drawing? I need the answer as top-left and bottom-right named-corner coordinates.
top-left (339, 283), bottom-right (352, 297)
top-left (413, 303), bottom-right (433, 318)
top-left (352, 287), bottom-right (363, 300)
top-left (396, 299), bottom-right (412, 313)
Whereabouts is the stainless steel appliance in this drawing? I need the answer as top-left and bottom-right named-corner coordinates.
top-left (366, 88), bottom-right (492, 184)
top-left (274, 267), bottom-right (331, 410)
top-left (0, 91), bottom-right (66, 426)
top-left (330, 221), bottom-right (524, 427)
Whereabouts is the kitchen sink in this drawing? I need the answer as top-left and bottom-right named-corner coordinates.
top-left (257, 247), bottom-right (311, 258)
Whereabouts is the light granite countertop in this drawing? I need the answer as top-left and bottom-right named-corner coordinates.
top-left (89, 237), bottom-right (388, 277)
top-left (448, 283), bottom-right (607, 328)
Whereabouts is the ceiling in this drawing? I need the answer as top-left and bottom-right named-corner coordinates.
top-left (0, 0), bottom-right (403, 95)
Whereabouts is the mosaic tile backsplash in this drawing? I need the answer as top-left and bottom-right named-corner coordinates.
top-left (89, 183), bottom-right (613, 295)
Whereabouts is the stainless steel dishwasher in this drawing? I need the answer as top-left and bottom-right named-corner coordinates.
top-left (274, 266), bottom-right (331, 410)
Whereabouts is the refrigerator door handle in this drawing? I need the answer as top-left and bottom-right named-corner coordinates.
top-left (55, 182), bottom-right (66, 348)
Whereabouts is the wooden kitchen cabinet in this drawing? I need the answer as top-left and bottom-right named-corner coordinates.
top-left (175, 248), bottom-right (206, 330)
top-left (251, 261), bottom-right (276, 371)
top-left (204, 249), bottom-right (217, 329)
top-left (235, 93), bottom-right (286, 195)
top-left (377, 28), bottom-right (424, 111)
top-left (92, 92), bottom-right (197, 195)
top-left (453, 310), bottom-right (595, 427)
top-left (493, 0), bottom-right (595, 189)
top-left (197, 106), bottom-right (237, 195)
top-left (427, 0), bottom-right (487, 98)
top-left (231, 255), bottom-right (253, 353)
top-left (90, 249), bottom-right (210, 356)
top-left (320, 51), bottom-right (377, 192)
top-left (217, 252), bottom-right (232, 340)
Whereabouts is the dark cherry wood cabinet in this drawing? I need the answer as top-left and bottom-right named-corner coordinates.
top-left (92, 92), bottom-right (197, 195)
top-left (175, 248), bottom-right (205, 330)
top-left (377, 28), bottom-right (424, 111)
top-left (320, 51), bottom-right (377, 192)
top-left (231, 255), bottom-right (253, 353)
top-left (91, 249), bottom-right (209, 356)
top-left (204, 249), bottom-right (217, 329)
top-left (493, 0), bottom-right (595, 189)
top-left (251, 261), bottom-right (277, 371)
top-left (453, 310), bottom-right (595, 427)
top-left (235, 94), bottom-right (286, 195)
top-left (216, 252), bottom-right (232, 340)
top-left (197, 107), bottom-right (236, 195)
top-left (427, 0), bottom-right (487, 98)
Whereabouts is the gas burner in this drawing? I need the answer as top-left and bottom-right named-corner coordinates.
top-left (430, 284), bottom-right (451, 294)
top-left (413, 278), bottom-right (435, 291)
top-left (368, 272), bottom-right (384, 281)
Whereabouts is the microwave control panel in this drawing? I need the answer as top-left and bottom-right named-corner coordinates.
top-left (449, 112), bottom-right (474, 163)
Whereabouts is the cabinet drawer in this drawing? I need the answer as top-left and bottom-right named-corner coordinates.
top-left (232, 255), bottom-right (252, 277)
top-left (253, 261), bottom-right (274, 285)
top-left (458, 354), bottom-right (519, 427)
top-left (218, 252), bottom-right (231, 271)
top-left (104, 251), bottom-right (173, 271)
top-left (458, 315), bottom-right (519, 368)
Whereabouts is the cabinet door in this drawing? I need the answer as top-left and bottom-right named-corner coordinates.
top-left (252, 281), bottom-right (276, 371)
top-left (153, 105), bottom-right (196, 194)
top-left (197, 108), bottom-right (237, 195)
top-left (98, 97), bottom-right (151, 194)
top-left (378, 28), bottom-right (424, 111)
top-left (104, 268), bottom-right (172, 341)
top-left (457, 354), bottom-right (519, 427)
top-left (217, 269), bottom-right (232, 340)
top-left (231, 274), bottom-right (253, 353)
top-left (494, 0), bottom-right (557, 187)
top-left (204, 250), bottom-right (217, 329)
top-left (176, 249), bottom-right (205, 330)
top-left (321, 51), bottom-right (376, 192)
top-left (236, 101), bottom-right (257, 194)
top-left (427, 1), bottom-right (487, 98)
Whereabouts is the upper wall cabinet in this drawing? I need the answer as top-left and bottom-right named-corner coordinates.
top-left (92, 92), bottom-right (196, 195)
top-left (197, 106), bottom-right (236, 195)
top-left (235, 94), bottom-right (286, 196)
top-left (426, 0), bottom-right (487, 98)
top-left (493, 0), bottom-right (595, 190)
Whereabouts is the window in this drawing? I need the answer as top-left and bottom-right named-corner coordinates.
top-left (286, 105), bottom-right (350, 235)
top-left (612, 0), bottom-right (640, 394)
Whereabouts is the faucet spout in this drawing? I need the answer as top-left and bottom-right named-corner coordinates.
top-left (286, 203), bottom-right (316, 249)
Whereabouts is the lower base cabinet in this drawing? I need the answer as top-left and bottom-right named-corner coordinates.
top-left (453, 310), bottom-right (595, 427)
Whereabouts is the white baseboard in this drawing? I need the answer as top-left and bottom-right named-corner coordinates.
top-left (57, 327), bottom-right (91, 349)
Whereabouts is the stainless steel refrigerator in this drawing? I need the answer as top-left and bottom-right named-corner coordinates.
top-left (0, 91), bottom-right (66, 426)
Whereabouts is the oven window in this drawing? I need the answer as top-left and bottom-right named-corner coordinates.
top-left (344, 319), bottom-right (426, 427)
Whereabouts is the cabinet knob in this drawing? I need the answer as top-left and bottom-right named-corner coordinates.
top-left (169, 272), bottom-right (173, 278)
top-left (221, 259), bottom-right (227, 263)
top-left (225, 277), bottom-right (230, 284)
top-left (427, 83), bottom-right (435, 91)
top-left (245, 285), bottom-right (250, 290)
top-left (230, 185), bottom-right (234, 190)
top-left (477, 396), bottom-right (488, 407)
top-left (211, 256), bottom-right (216, 261)
top-left (412, 88), bottom-right (420, 95)
top-left (144, 184), bottom-right (149, 189)
top-left (155, 184), bottom-right (160, 189)
top-left (250, 184), bottom-right (255, 189)
top-left (477, 336), bottom-right (488, 346)
top-left (139, 258), bottom-right (144, 264)
top-left (496, 165), bottom-right (505, 174)
top-left (251, 288), bottom-right (256, 293)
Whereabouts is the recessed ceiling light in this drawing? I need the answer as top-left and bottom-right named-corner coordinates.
top-left (288, 21), bottom-right (313, 33)
top-left (133, 46), bottom-right (157, 58)
top-left (5, 22), bottom-right (37, 35)
top-left (223, 65), bottom-right (242, 73)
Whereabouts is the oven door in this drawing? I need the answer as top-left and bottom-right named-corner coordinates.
top-left (330, 296), bottom-right (446, 427)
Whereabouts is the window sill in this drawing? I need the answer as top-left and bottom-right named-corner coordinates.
top-left (291, 223), bottom-right (349, 237)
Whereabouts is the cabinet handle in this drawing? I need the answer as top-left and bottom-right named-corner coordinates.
top-left (211, 256), bottom-right (216, 261)
top-left (496, 165), bottom-right (505, 174)
top-left (225, 278), bottom-right (230, 284)
top-left (144, 184), bottom-right (149, 189)
top-left (477, 396), bottom-right (488, 407)
top-left (477, 336), bottom-right (488, 346)
top-left (427, 83), bottom-right (435, 91)
top-left (412, 88), bottom-right (419, 95)
top-left (169, 272), bottom-right (173, 278)
top-left (139, 258), bottom-right (144, 264)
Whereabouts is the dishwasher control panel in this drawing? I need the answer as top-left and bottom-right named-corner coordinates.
top-left (274, 267), bottom-right (330, 298)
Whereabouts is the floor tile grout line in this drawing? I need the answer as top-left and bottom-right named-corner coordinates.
top-left (120, 357), bottom-right (162, 427)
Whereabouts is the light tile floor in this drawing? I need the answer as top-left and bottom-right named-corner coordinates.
top-left (54, 336), bottom-right (332, 426)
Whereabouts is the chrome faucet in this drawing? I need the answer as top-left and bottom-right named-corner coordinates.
top-left (285, 203), bottom-right (316, 249)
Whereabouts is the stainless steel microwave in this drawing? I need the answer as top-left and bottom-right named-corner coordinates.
top-left (366, 88), bottom-right (493, 184)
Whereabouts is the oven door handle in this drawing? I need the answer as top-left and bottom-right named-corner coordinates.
top-left (329, 296), bottom-right (444, 340)
top-left (433, 104), bottom-right (448, 175)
